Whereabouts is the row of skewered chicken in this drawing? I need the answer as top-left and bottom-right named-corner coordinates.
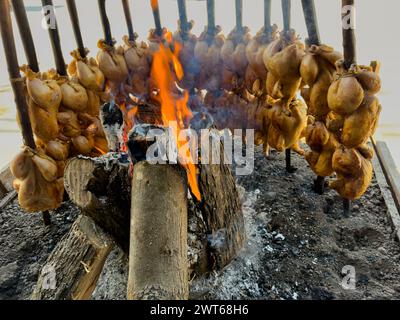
top-left (11, 18), bottom-right (382, 212)
top-left (12, 49), bottom-right (110, 212)
top-left (176, 22), bottom-right (382, 201)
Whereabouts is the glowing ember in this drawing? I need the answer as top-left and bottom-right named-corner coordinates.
top-left (151, 32), bottom-right (201, 200)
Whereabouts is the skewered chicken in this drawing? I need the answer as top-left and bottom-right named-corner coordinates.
top-left (173, 20), bottom-right (199, 92)
top-left (194, 26), bottom-right (225, 92)
top-left (59, 78), bottom-right (88, 113)
top-left (123, 35), bottom-right (151, 96)
top-left (305, 116), bottom-right (339, 177)
top-left (300, 44), bottom-right (342, 120)
top-left (327, 61), bottom-right (382, 200)
top-left (68, 49), bottom-right (105, 92)
top-left (264, 30), bottom-right (305, 106)
top-left (330, 146), bottom-right (373, 200)
top-left (266, 97), bottom-right (308, 155)
top-left (245, 26), bottom-right (278, 97)
top-left (220, 26), bottom-right (251, 93)
top-left (20, 66), bottom-right (61, 143)
top-left (11, 147), bottom-right (64, 212)
top-left (262, 30), bottom-right (306, 155)
top-left (97, 39), bottom-right (129, 93)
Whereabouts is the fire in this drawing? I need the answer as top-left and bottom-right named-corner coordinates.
top-left (151, 32), bottom-right (201, 200)
top-left (119, 102), bottom-right (138, 152)
top-left (151, 0), bottom-right (158, 11)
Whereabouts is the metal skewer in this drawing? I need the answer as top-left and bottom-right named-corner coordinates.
top-left (41, 0), bottom-right (67, 76)
top-left (66, 0), bottom-right (86, 58)
top-left (98, 0), bottom-right (114, 46)
top-left (122, 0), bottom-right (136, 42)
top-left (12, 0), bottom-right (40, 73)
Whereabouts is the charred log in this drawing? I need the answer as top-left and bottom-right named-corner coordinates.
top-left (31, 215), bottom-right (113, 300)
top-left (64, 154), bottom-right (131, 252)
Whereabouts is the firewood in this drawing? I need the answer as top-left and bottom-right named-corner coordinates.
top-left (127, 162), bottom-right (189, 300)
top-left (195, 148), bottom-right (245, 270)
top-left (192, 124), bottom-right (245, 270)
top-left (31, 215), bottom-right (113, 300)
top-left (64, 154), bottom-right (131, 252)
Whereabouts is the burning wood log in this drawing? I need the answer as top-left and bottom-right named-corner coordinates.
top-left (126, 124), bottom-right (188, 300)
top-left (127, 162), bottom-right (189, 300)
top-left (191, 118), bottom-right (245, 270)
top-left (64, 154), bottom-right (131, 252)
top-left (31, 215), bottom-right (113, 300)
top-left (64, 120), bottom-right (244, 275)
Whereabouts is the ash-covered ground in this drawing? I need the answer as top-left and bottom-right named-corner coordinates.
top-left (1, 147), bottom-right (400, 300)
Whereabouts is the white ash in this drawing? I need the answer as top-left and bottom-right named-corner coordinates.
top-left (91, 187), bottom-right (265, 300)
top-left (92, 246), bottom-right (128, 300)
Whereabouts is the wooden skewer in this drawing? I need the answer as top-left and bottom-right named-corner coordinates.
top-left (177, 0), bottom-right (189, 40)
top-left (0, 1), bottom-right (51, 226)
top-left (150, 0), bottom-right (163, 37)
top-left (341, 0), bottom-right (357, 215)
top-left (264, 0), bottom-right (272, 34)
top-left (301, 0), bottom-right (321, 46)
top-left (98, 0), bottom-right (114, 46)
top-left (342, 0), bottom-right (357, 69)
top-left (122, 0), bottom-right (136, 42)
top-left (66, 0), bottom-right (86, 58)
top-left (11, 0), bottom-right (40, 73)
top-left (11, 1), bottom-right (51, 226)
top-left (281, 0), bottom-right (291, 32)
top-left (235, 0), bottom-right (243, 32)
top-left (41, 0), bottom-right (67, 76)
top-left (206, 0), bottom-right (216, 36)
top-left (0, 0), bottom-right (35, 149)
top-left (301, 0), bottom-right (324, 192)
top-left (281, 0), bottom-right (296, 173)
top-left (314, 176), bottom-right (325, 195)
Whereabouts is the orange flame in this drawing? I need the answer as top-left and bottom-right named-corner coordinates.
top-left (151, 33), bottom-right (201, 200)
top-left (94, 145), bottom-right (107, 155)
top-left (119, 102), bottom-right (138, 152)
top-left (151, 0), bottom-right (158, 11)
